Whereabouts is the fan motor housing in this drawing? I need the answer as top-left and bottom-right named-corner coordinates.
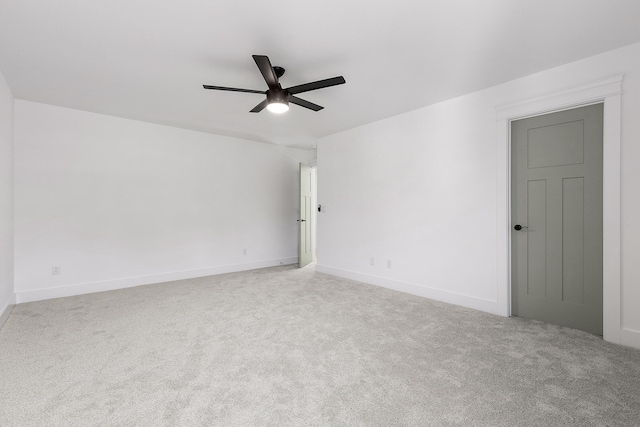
top-left (267, 89), bottom-right (289, 105)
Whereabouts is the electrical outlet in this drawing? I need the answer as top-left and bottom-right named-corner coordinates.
top-left (52, 266), bottom-right (61, 275)
top-left (387, 260), bottom-right (392, 269)
top-left (243, 248), bottom-right (247, 255)
top-left (370, 257), bottom-right (375, 266)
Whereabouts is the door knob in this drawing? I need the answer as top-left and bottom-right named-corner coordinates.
top-left (297, 219), bottom-right (306, 222)
top-left (514, 224), bottom-right (528, 231)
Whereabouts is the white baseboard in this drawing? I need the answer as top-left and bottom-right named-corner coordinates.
top-left (315, 264), bottom-right (501, 316)
top-left (0, 293), bottom-right (16, 330)
top-left (621, 328), bottom-right (640, 350)
top-left (16, 257), bottom-right (298, 304)
top-left (316, 265), bottom-right (640, 350)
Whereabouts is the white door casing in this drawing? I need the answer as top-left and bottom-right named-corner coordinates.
top-left (495, 74), bottom-right (623, 345)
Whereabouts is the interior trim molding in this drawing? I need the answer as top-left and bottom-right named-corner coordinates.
top-left (495, 74), bottom-right (626, 346)
top-left (621, 328), bottom-right (640, 349)
top-left (15, 257), bottom-right (298, 304)
top-left (495, 74), bottom-right (624, 120)
top-left (0, 293), bottom-right (16, 330)
top-left (316, 264), bottom-right (500, 315)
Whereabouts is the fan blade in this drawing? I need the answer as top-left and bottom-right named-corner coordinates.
top-left (252, 55), bottom-right (281, 90)
top-left (285, 76), bottom-right (345, 95)
top-left (289, 95), bottom-right (324, 112)
top-left (250, 99), bottom-right (268, 113)
top-left (203, 85), bottom-right (265, 94)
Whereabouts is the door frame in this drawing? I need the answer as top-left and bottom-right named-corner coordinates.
top-left (495, 74), bottom-right (623, 344)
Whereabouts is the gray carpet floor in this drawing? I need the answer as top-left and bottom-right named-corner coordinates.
top-left (1, 264), bottom-right (639, 426)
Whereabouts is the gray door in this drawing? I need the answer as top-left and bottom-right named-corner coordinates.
top-left (511, 103), bottom-right (603, 335)
top-left (298, 163), bottom-right (313, 267)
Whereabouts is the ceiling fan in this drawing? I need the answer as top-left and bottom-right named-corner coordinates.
top-left (203, 55), bottom-right (346, 113)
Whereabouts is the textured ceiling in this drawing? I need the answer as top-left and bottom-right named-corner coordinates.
top-left (1, 0), bottom-right (639, 148)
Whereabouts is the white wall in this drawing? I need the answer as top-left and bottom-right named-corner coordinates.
top-left (0, 69), bottom-right (15, 326)
top-left (317, 42), bottom-right (640, 348)
top-left (13, 101), bottom-right (307, 302)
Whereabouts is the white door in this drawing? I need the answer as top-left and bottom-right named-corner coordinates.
top-left (298, 163), bottom-right (313, 267)
top-left (511, 103), bottom-right (603, 335)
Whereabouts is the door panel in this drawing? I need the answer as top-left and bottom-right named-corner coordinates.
top-left (527, 179), bottom-right (547, 298)
top-left (562, 177), bottom-right (585, 305)
top-left (511, 103), bottom-right (603, 335)
top-left (527, 120), bottom-right (584, 168)
top-left (299, 163), bottom-right (313, 268)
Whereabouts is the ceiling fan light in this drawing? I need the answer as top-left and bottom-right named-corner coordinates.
top-left (266, 89), bottom-right (289, 113)
top-left (267, 102), bottom-right (289, 113)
